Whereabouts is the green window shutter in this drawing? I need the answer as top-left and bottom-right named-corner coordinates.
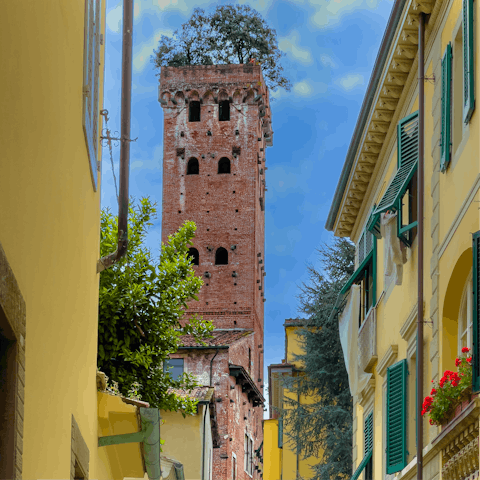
top-left (463, 0), bottom-right (475, 124)
top-left (373, 112), bottom-right (419, 217)
top-left (351, 450), bottom-right (372, 480)
top-left (278, 418), bottom-right (283, 448)
top-left (386, 359), bottom-right (408, 474)
top-left (83, 0), bottom-right (101, 190)
top-left (440, 43), bottom-right (452, 172)
top-left (472, 232), bottom-right (480, 391)
top-left (364, 412), bottom-right (373, 454)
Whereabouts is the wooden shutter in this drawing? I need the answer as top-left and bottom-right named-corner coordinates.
top-left (278, 418), bottom-right (283, 448)
top-left (440, 43), bottom-right (452, 172)
top-left (373, 112), bottom-right (418, 217)
top-left (473, 232), bottom-right (480, 391)
top-left (351, 451), bottom-right (373, 480)
top-left (386, 359), bottom-right (408, 474)
top-left (83, 0), bottom-right (101, 190)
top-left (463, 0), bottom-right (475, 124)
top-left (364, 412), bottom-right (373, 454)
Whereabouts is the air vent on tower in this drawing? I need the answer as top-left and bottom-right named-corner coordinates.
top-left (232, 271), bottom-right (237, 277)
top-left (207, 130), bottom-right (212, 136)
top-left (204, 272), bottom-right (211, 278)
top-left (176, 148), bottom-right (185, 157)
top-left (230, 245), bottom-right (237, 251)
top-left (232, 146), bottom-right (241, 156)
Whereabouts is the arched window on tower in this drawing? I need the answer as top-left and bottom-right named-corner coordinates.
top-left (219, 100), bottom-right (230, 121)
top-left (187, 248), bottom-right (199, 266)
top-left (215, 247), bottom-right (228, 265)
top-left (189, 101), bottom-right (201, 122)
top-left (218, 157), bottom-right (230, 174)
top-left (187, 158), bottom-right (199, 175)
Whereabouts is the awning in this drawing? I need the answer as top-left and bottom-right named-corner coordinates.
top-left (229, 364), bottom-right (265, 407)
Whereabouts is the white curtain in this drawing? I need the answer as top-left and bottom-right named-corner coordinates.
top-left (338, 285), bottom-right (372, 397)
top-left (381, 212), bottom-right (407, 286)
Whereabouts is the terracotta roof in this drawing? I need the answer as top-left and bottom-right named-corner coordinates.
top-left (283, 318), bottom-right (306, 327)
top-left (168, 386), bottom-right (215, 402)
top-left (179, 329), bottom-right (253, 348)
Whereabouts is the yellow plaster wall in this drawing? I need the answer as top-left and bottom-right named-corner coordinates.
top-left (160, 407), bottom-right (205, 480)
top-left (0, 1), bottom-right (112, 478)
top-left (263, 419), bottom-right (281, 480)
top-left (97, 393), bottom-right (145, 479)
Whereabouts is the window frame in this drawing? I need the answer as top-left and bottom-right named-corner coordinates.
top-left (440, 42), bottom-right (453, 172)
top-left (458, 271), bottom-right (474, 355)
top-left (472, 231), bottom-right (480, 391)
top-left (189, 100), bottom-right (201, 122)
top-left (463, 0), bottom-right (475, 124)
top-left (82, 0), bottom-right (101, 191)
top-left (163, 358), bottom-right (184, 381)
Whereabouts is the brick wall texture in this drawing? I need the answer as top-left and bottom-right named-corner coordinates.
top-left (160, 64), bottom-right (272, 480)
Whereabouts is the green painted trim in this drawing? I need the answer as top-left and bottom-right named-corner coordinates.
top-left (340, 250), bottom-right (374, 295)
top-left (463, 0), bottom-right (475, 124)
top-left (98, 429), bottom-right (146, 447)
top-left (351, 450), bottom-right (373, 480)
top-left (278, 418), bottom-right (283, 448)
top-left (386, 359), bottom-right (408, 473)
top-left (440, 43), bottom-right (453, 172)
top-left (473, 231), bottom-right (480, 392)
top-left (397, 110), bottom-right (419, 168)
top-left (372, 236), bottom-right (377, 306)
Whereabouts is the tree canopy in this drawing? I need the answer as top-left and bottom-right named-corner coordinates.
top-left (98, 198), bottom-right (213, 414)
top-left (281, 238), bottom-right (355, 480)
top-left (152, 5), bottom-right (291, 93)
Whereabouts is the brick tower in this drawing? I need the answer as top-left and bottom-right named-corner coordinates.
top-left (159, 64), bottom-right (272, 480)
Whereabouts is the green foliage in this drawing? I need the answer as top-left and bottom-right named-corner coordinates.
top-left (152, 4), bottom-right (291, 93)
top-left (98, 198), bottom-right (214, 415)
top-left (281, 238), bottom-right (355, 480)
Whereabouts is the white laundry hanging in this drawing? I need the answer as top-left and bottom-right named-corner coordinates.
top-left (381, 212), bottom-right (407, 285)
top-left (338, 285), bottom-right (372, 397)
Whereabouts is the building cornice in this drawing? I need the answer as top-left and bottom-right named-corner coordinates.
top-left (326, 0), bottom-right (441, 238)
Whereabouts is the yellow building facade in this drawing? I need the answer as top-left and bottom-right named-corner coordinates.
top-left (0, 1), bottom-right (162, 479)
top-left (326, 0), bottom-right (480, 479)
top-left (264, 320), bottom-right (320, 480)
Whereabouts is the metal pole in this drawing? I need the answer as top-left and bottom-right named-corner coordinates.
top-left (97, 0), bottom-right (133, 272)
top-left (117, 0), bottom-right (133, 254)
top-left (416, 12), bottom-right (425, 480)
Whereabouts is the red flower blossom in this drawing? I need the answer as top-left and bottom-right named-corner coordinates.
top-left (462, 347), bottom-right (470, 353)
top-left (430, 388), bottom-right (437, 395)
top-left (467, 357), bottom-right (473, 364)
top-left (455, 358), bottom-right (461, 367)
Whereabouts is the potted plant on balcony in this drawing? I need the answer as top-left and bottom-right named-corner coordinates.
top-left (421, 347), bottom-right (474, 428)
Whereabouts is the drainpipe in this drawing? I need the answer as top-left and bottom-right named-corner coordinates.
top-left (97, 0), bottom-right (133, 273)
top-left (210, 349), bottom-right (220, 386)
top-left (416, 12), bottom-right (425, 480)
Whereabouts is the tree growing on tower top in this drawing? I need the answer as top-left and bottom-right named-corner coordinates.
top-left (152, 4), bottom-right (292, 93)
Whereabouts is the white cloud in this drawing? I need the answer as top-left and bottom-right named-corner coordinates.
top-left (336, 73), bottom-right (364, 91)
top-left (278, 31), bottom-right (313, 66)
top-left (106, 3), bottom-right (122, 33)
top-left (308, 0), bottom-right (391, 29)
top-left (293, 80), bottom-right (314, 96)
top-left (133, 28), bottom-right (174, 72)
top-left (320, 54), bottom-right (336, 68)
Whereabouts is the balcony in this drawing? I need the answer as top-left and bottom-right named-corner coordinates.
top-left (358, 307), bottom-right (377, 373)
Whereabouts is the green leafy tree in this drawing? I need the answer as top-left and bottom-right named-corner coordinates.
top-left (152, 4), bottom-right (291, 93)
top-left (281, 238), bottom-right (355, 480)
top-left (98, 197), bottom-right (214, 415)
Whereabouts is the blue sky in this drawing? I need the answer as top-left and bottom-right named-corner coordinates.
top-left (101, 0), bottom-right (394, 413)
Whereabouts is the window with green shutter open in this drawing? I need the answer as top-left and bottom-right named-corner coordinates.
top-left (340, 217), bottom-right (377, 323)
top-left (463, 0), bottom-right (475, 124)
top-left (441, 43), bottom-right (452, 172)
top-left (472, 231), bottom-right (480, 392)
top-left (372, 112), bottom-right (419, 247)
top-left (386, 359), bottom-right (408, 474)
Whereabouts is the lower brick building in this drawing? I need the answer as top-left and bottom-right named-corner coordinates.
top-left (168, 330), bottom-right (265, 480)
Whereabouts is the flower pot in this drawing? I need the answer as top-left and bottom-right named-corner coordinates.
top-left (440, 388), bottom-right (474, 430)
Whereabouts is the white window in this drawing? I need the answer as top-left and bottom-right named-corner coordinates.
top-left (83, 0), bottom-right (101, 190)
top-left (244, 434), bottom-right (253, 476)
top-left (458, 271), bottom-right (474, 354)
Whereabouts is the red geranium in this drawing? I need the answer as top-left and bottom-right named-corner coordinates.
top-left (462, 347), bottom-right (471, 353)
